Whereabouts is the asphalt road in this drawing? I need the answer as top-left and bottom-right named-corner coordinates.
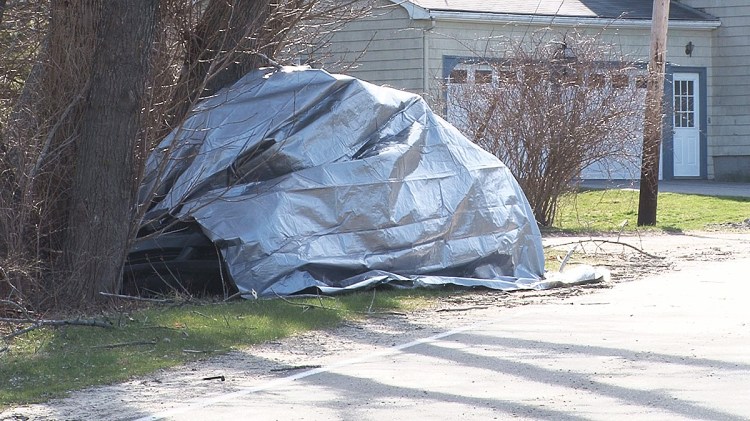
top-left (136, 257), bottom-right (750, 421)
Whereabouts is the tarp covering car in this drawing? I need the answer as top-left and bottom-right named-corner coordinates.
top-left (137, 66), bottom-right (547, 297)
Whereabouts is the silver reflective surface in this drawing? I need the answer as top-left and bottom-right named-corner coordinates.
top-left (140, 67), bottom-right (545, 297)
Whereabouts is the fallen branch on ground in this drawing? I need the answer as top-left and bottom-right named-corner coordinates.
top-left (224, 291), bottom-right (245, 301)
top-left (364, 310), bottom-right (408, 316)
top-left (226, 290), bottom-right (337, 301)
top-left (2, 318), bottom-right (113, 340)
top-left (436, 306), bottom-right (489, 312)
top-left (191, 310), bottom-right (216, 321)
top-left (0, 299), bottom-right (35, 321)
top-left (273, 292), bottom-right (332, 311)
top-left (93, 340), bottom-right (157, 349)
top-left (99, 291), bottom-right (173, 303)
top-left (270, 364), bottom-right (322, 372)
top-left (604, 262), bottom-right (671, 269)
top-left (545, 239), bottom-right (665, 260)
top-left (271, 291), bottom-right (407, 316)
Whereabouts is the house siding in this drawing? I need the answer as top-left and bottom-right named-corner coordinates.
top-left (321, 2), bottom-right (427, 93)
top-left (425, 21), bottom-right (713, 96)
top-left (679, 1), bottom-right (750, 180)
top-left (328, 0), bottom-right (722, 179)
top-left (427, 21), bottom-right (713, 179)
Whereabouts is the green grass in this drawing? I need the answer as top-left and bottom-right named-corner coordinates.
top-left (554, 189), bottom-right (750, 232)
top-left (4, 190), bottom-right (749, 408)
top-left (0, 289), bottom-right (445, 407)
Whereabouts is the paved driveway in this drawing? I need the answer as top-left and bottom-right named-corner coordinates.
top-left (137, 257), bottom-right (750, 421)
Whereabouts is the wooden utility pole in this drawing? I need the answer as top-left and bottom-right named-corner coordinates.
top-left (637, 0), bottom-right (670, 226)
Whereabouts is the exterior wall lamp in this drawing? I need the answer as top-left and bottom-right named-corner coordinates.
top-left (553, 41), bottom-right (577, 63)
top-left (685, 41), bottom-right (694, 57)
top-left (562, 44), bottom-right (577, 61)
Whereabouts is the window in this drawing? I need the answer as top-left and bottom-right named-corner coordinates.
top-left (449, 69), bottom-right (467, 84)
top-left (612, 74), bottom-right (629, 89)
top-left (589, 73), bottom-right (605, 88)
top-left (475, 69), bottom-right (493, 84)
top-left (635, 75), bottom-right (648, 89)
top-left (497, 69), bottom-right (515, 83)
top-left (674, 79), bottom-right (695, 128)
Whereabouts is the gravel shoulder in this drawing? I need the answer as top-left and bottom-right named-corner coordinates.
top-left (2, 231), bottom-right (749, 421)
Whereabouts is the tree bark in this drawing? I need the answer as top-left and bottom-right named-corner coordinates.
top-left (0, 0), bottom-right (7, 25)
top-left (0, 1), bottom-right (100, 271)
top-left (65, 0), bottom-right (159, 300)
top-left (35, 0), bottom-right (100, 257)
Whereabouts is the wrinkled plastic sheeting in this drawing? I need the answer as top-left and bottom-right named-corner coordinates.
top-left (140, 67), bottom-right (547, 297)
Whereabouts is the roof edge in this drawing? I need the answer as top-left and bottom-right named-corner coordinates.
top-left (428, 10), bottom-right (721, 30)
top-left (390, 0), bottom-right (431, 20)
top-left (389, 0), bottom-right (720, 29)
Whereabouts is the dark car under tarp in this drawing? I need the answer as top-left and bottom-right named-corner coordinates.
top-left (128, 66), bottom-right (549, 298)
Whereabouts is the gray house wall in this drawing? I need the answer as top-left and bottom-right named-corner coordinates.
top-left (323, 1), bottom-right (726, 179)
top-left (322, 2), bottom-right (427, 93)
top-left (679, 0), bottom-right (750, 181)
top-left (423, 19), bottom-right (714, 98)
top-left (427, 20), bottom-right (714, 180)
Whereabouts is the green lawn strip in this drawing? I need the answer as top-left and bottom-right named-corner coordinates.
top-left (4, 191), bottom-right (748, 407)
top-left (555, 190), bottom-right (750, 232)
top-left (0, 289), bottom-right (444, 407)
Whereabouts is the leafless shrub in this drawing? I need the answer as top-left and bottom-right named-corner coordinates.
top-left (0, 0), bottom-right (369, 311)
top-left (0, 1), bottom-right (51, 305)
top-left (446, 31), bottom-right (648, 226)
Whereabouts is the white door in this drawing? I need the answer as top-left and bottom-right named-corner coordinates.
top-left (672, 73), bottom-right (701, 177)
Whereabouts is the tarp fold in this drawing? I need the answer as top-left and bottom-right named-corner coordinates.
top-left (140, 67), bottom-right (546, 297)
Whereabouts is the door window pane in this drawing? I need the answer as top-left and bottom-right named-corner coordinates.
top-left (674, 79), bottom-right (695, 128)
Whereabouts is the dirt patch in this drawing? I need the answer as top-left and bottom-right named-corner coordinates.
top-left (705, 218), bottom-right (750, 231)
top-left (2, 232), bottom-right (749, 421)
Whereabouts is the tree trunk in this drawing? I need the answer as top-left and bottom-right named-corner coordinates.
top-left (0, 1), bottom-right (99, 279)
top-left (34, 1), bottom-right (100, 259)
top-left (64, 0), bottom-right (159, 300)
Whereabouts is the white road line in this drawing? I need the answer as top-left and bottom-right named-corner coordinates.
top-left (132, 318), bottom-right (496, 421)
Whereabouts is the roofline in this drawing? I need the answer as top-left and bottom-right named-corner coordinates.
top-left (391, 0), bottom-right (431, 20)
top-left (390, 1), bottom-right (721, 30)
top-left (428, 11), bottom-right (721, 30)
